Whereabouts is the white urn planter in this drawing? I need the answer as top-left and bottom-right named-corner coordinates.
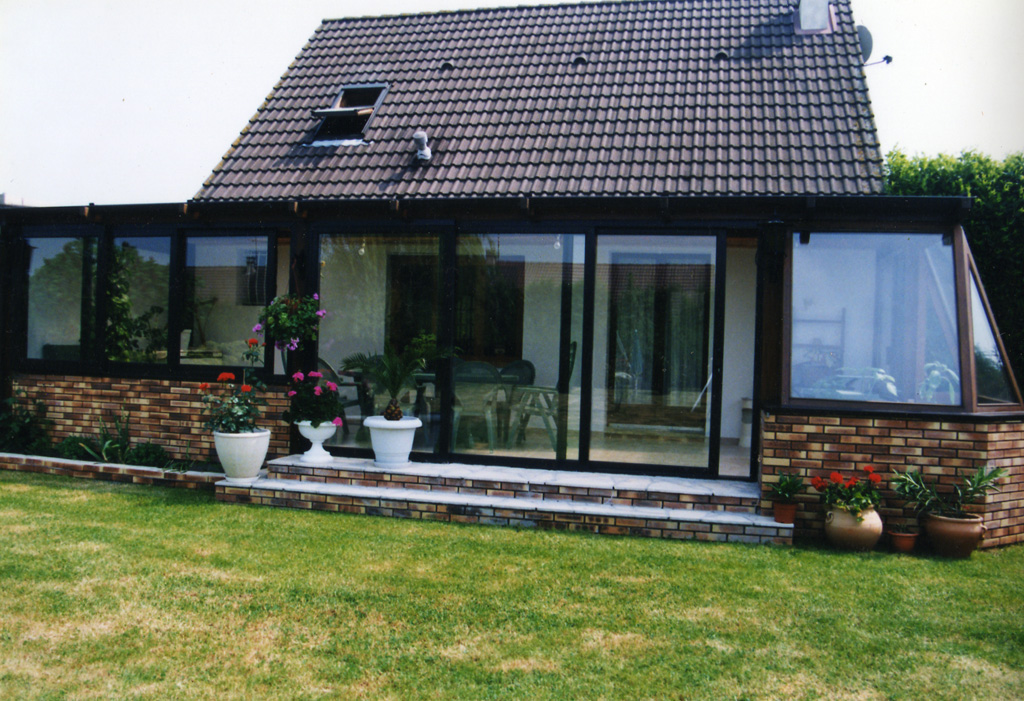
top-left (296, 420), bottom-right (337, 464)
top-left (365, 416), bottom-right (422, 466)
top-left (213, 429), bottom-right (271, 485)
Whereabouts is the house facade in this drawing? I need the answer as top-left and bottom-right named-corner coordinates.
top-left (2, 0), bottom-right (1022, 545)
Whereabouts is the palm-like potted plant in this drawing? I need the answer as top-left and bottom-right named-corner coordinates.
top-left (810, 466), bottom-right (885, 550)
top-left (768, 472), bottom-right (804, 524)
top-left (283, 370), bottom-right (345, 464)
top-left (198, 339), bottom-right (270, 485)
top-left (341, 333), bottom-right (440, 465)
top-left (891, 465), bottom-right (1007, 558)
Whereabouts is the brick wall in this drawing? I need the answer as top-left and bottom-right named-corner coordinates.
top-left (11, 374), bottom-right (292, 465)
top-left (760, 412), bottom-right (1024, 547)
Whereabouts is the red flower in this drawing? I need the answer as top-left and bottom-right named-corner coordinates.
top-left (247, 338), bottom-right (259, 348)
top-left (868, 472), bottom-right (882, 484)
top-left (811, 476), bottom-right (826, 492)
top-left (199, 382), bottom-right (210, 391)
top-left (240, 384), bottom-right (253, 393)
top-left (217, 372), bottom-right (235, 382)
top-left (864, 465), bottom-right (875, 474)
top-left (829, 472), bottom-right (843, 484)
top-left (846, 476), bottom-right (859, 488)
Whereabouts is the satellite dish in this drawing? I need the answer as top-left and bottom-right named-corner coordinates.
top-left (856, 25), bottom-right (873, 63)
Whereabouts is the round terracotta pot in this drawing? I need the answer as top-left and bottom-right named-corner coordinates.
top-left (888, 531), bottom-right (918, 554)
top-left (824, 507), bottom-right (883, 551)
top-left (925, 513), bottom-right (986, 559)
top-left (773, 501), bottom-right (798, 524)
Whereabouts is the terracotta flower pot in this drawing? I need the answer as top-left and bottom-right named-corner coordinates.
top-left (888, 531), bottom-right (918, 554)
top-left (824, 507), bottom-right (883, 551)
top-left (773, 501), bottom-right (798, 524)
top-left (925, 513), bottom-right (986, 559)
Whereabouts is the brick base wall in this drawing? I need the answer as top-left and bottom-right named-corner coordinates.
top-left (11, 374), bottom-right (291, 465)
top-left (760, 412), bottom-right (1024, 548)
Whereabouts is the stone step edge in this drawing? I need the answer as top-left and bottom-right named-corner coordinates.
top-left (221, 477), bottom-right (790, 532)
top-left (267, 455), bottom-right (759, 501)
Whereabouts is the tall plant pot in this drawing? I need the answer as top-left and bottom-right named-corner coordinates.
top-left (824, 507), bottom-right (883, 551)
top-left (365, 416), bottom-right (421, 466)
top-left (213, 429), bottom-right (271, 486)
top-left (925, 513), bottom-right (986, 558)
top-left (296, 421), bottom-right (337, 464)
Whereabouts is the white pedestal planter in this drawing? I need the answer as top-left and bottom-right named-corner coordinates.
top-left (296, 421), bottom-right (337, 464)
top-left (365, 416), bottom-right (422, 466)
top-left (213, 429), bottom-right (271, 485)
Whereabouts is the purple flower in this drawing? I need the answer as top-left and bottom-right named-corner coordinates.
top-left (316, 310), bottom-right (327, 318)
top-left (292, 372), bottom-right (305, 382)
top-left (288, 339), bottom-right (299, 351)
top-left (313, 293), bottom-right (319, 301)
top-left (253, 323), bottom-right (263, 333)
top-left (332, 417), bottom-right (344, 427)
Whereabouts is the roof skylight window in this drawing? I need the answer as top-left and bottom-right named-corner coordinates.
top-left (308, 83), bottom-right (388, 145)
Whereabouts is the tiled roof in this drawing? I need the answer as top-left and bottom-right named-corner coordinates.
top-left (195, 0), bottom-right (884, 202)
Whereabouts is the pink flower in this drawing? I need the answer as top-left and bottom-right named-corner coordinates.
top-left (313, 293), bottom-right (319, 301)
top-left (313, 386), bottom-right (322, 396)
top-left (326, 381), bottom-right (337, 392)
top-left (316, 310), bottom-right (327, 318)
top-left (332, 417), bottom-right (344, 427)
top-left (252, 323), bottom-right (263, 333)
top-left (292, 372), bottom-right (305, 382)
top-left (287, 390), bottom-right (297, 397)
top-left (309, 371), bottom-right (323, 378)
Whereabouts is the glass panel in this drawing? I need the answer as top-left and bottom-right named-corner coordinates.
top-left (319, 233), bottom-right (441, 452)
top-left (971, 274), bottom-right (1018, 404)
top-left (26, 236), bottom-right (97, 361)
top-left (592, 235), bottom-right (717, 470)
top-left (107, 237), bottom-right (171, 363)
top-left (453, 234), bottom-right (583, 460)
top-left (790, 233), bottom-right (961, 405)
top-left (184, 235), bottom-right (269, 366)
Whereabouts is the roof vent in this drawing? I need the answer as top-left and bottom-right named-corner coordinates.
top-left (713, 50), bottom-right (730, 61)
top-left (796, 0), bottom-right (834, 35)
top-left (412, 130), bottom-right (432, 162)
top-left (440, 60), bottom-right (455, 72)
top-left (571, 54), bottom-right (588, 67)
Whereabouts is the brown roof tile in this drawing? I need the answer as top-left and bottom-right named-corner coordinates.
top-left (195, 0), bottom-right (883, 202)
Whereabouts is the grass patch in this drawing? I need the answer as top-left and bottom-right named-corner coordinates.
top-left (2, 469), bottom-right (1023, 699)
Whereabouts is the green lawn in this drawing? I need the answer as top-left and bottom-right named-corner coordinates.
top-left (1, 470), bottom-right (1022, 700)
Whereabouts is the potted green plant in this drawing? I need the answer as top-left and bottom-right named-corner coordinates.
top-left (283, 370), bottom-right (345, 464)
top-left (810, 466), bottom-right (885, 550)
top-left (198, 338), bottom-right (269, 485)
top-left (891, 465), bottom-right (1007, 558)
top-left (341, 333), bottom-right (441, 466)
top-left (768, 472), bottom-right (804, 524)
top-left (254, 293), bottom-right (326, 353)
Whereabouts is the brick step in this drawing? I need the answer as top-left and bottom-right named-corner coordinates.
top-left (265, 456), bottom-right (760, 514)
top-left (216, 476), bottom-right (791, 544)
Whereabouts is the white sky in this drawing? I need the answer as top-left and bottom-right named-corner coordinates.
top-left (1, 0), bottom-right (1022, 206)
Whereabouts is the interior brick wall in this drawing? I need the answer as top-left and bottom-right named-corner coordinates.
top-left (760, 412), bottom-right (1024, 547)
top-left (11, 374), bottom-right (292, 466)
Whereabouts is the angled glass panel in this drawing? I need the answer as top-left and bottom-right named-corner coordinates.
top-left (970, 273), bottom-right (1018, 404)
top-left (789, 233), bottom-right (961, 405)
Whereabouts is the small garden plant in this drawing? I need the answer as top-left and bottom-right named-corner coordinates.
top-left (254, 293), bottom-right (326, 352)
top-left (283, 370), bottom-right (345, 428)
top-left (811, 466), bottom-right (883, 521)
top-left (768, 472), bottom-right (804, 503)
top-left (198, 339), bottom-right (267, 433)
top-left (891, 465), bottom-right (1007, 517)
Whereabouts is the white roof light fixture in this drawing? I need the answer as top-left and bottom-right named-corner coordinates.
top-left (413, 130), bottom-right (432, 162)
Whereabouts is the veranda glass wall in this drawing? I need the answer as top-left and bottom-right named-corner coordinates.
top-left (317, 232), bottom-right (442, 452)
top-left (25, 232), bottom-right (97, 362)
top-left (452, 233), bottom-right (584, 461)
top-left (789, 233), bottom-right (961, 405)
top-left (590, 235), bottom-right (718, 471)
